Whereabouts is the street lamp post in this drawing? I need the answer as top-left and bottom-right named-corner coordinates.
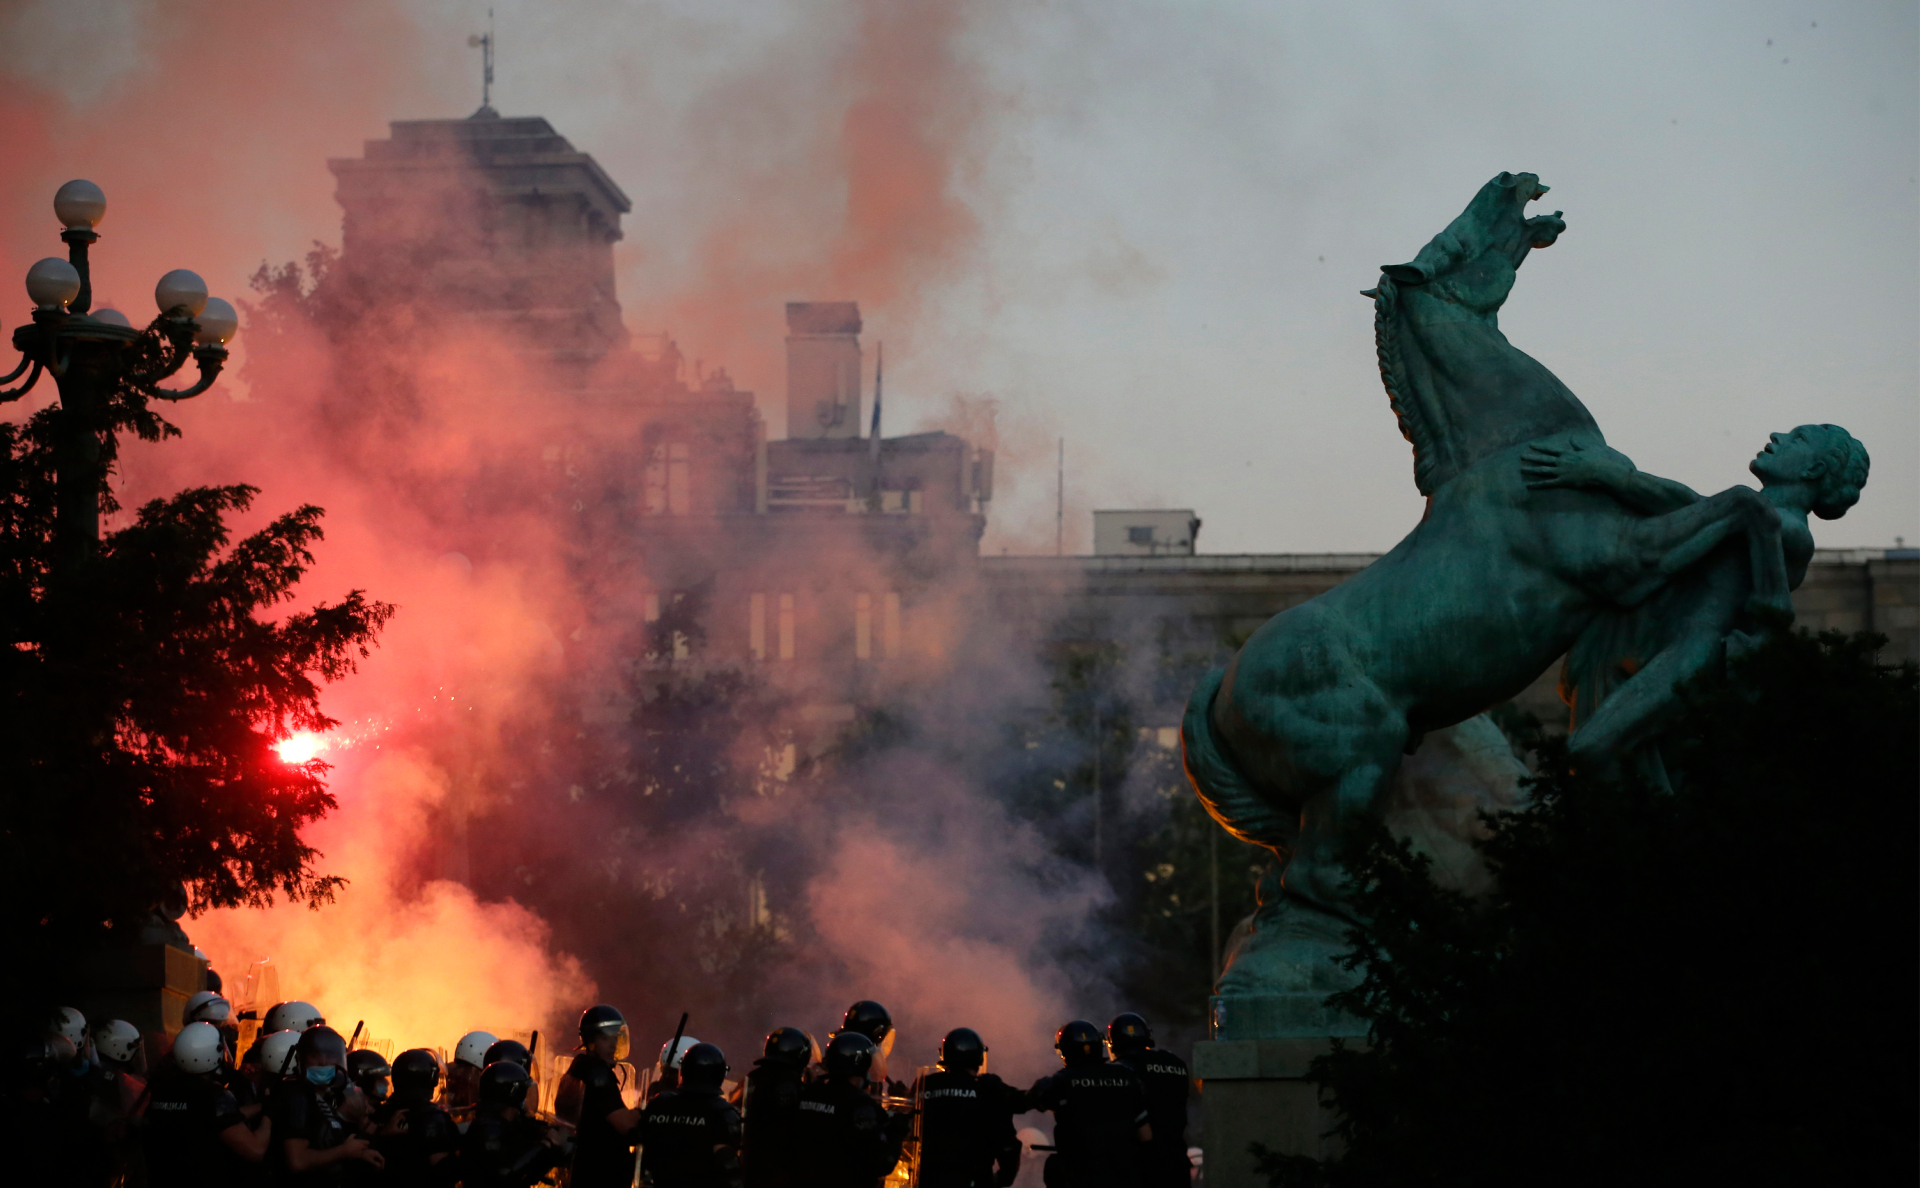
top-left (0, 179), bottom-right (238, 570)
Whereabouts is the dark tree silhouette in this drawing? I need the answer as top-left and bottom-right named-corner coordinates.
top-left (1259, 626), bottom-right (1918, 1187)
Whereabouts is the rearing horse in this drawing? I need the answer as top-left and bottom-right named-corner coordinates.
top-left (1182, 172), bottom-right (1758, 917)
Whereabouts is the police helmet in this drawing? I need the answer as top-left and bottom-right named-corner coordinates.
top-left (174, 1022), bottom-right (225, 1075)
top-left (392, 1048), bottom-right (441, 1098)
top-left (578, 1005), bottom-right (631, 1060)
top-left (298, 1025), bottom-right (349, 1071)
top-left (483, 1038), bottom-right (531, 1069)
top-left (1054, 1020), bottom-right (1106, 1067)
top-left (1106, 1012), bottom-right (1153, 1055)
top-left (679, 1042), bottom-right (727, 1091)
top-left (939, 1027), bottom-right (987, 1073)
top-left (263, 1001), bottom-right (325, 1034)
top-left (841, 1001), bottom-right (892, 1044)
top-left (184, 991), bottom-right (231, 1025)
top-left (53, 1006), bottom-right (87, 1048)
top-left (660, 1035), bottom-right (702, 1072)
top-left (92, 1019), bottom-right (142, 1065)
top-left (762, 1027), bottom-right (812, 1068)
top-left (478, 1060), bottom-right (532, 1109)
top-left (454, 1030), bottom-right (498, 1069)
top-left (257, 1029), bottom-right (302, 1078)
top-left (348, 1048), bottom-right (393, 1101)
top-left (823, 1031), bottom-right (877, 1082)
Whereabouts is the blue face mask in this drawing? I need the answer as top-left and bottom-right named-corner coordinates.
top-left (305, 1066), bottom-right (338, 1087)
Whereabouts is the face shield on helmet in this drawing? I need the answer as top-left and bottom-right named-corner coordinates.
top-left (578, 1006), bottom-right (630, 1062)
top-left (296, 1026), bottom-right (349, 1089)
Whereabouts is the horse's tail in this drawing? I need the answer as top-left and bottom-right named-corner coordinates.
top-left (1181, 667), bottom-right (1297, 854)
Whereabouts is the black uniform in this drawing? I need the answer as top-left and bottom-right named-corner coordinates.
top-left (792, 1078), bottom-right (905, 1188)
top-left (1025, 1063), bottom-right (1150, 1188)
top-left (564, 1050), bottom-right (637, 1187)
top-left (371, 1092), bottom-right (460, 1187)
top-left (742, 1058), bottom-right (805, 1187)
top-left (1113, 1048), bottom-right (1190, 1188)
top-left (144, 1062), bottom-right (250, 1188)
top-left (272, 1077), bottom-right (356, 1187)
top-left (460, 1104), bottom-right (561, 1187)
top-left (915, 1069), bottom-right (1022, 1188)
top-left (641, 1085), bottom-right (744, 1187)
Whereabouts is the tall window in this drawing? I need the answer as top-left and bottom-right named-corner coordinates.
top-left (777, 594), bottom-right (796, 661)
top-left (749, 593), bottom-right (767, 661)
top-left (854, 593), bottom-right (873, 660)
top-left (882, 591), bottom-right (901, 659)
top-left (644, 442), bottom-right (692, 515)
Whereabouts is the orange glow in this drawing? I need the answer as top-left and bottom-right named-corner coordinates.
top-left (276, 732), bottom-right (325, 764)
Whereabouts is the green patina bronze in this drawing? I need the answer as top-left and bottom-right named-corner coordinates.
top-left (1184, 172), bottom-right (1870, 1037)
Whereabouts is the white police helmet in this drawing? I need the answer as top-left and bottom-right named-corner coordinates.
top-left (184, 991), bottom-right (231, 1025)
top-left (54, 1006), bottom-right (87, 1047)
top-left (174, 1022), bottom-right (224, 1075)
top-left (660, 1036), bottom-right (702, 1071)
top-left (454, 1030), bottom-right (498, 1069)
top-left (257, 1029), bottom-right (302, 1078)
top-left (92, 1019), bottom-right (142, 1064)
top-left (262, 1000), bottom-right (324, 1034)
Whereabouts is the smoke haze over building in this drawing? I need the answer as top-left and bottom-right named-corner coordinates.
top-left (1, 0), bottom-right (1913, 1085)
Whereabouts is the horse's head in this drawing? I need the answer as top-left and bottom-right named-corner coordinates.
top-left (1378, 172), bottom-right (1564, 318)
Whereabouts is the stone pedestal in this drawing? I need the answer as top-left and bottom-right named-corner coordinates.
top-left (1193, 1038), bottom-right (1351, 1187)
top-left (66, 943), bottom-right (206, 1037)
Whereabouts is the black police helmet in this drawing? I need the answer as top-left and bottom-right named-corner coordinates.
top-left (297, 1025), bottom-right (349, 1069)
top-left (939, 1027), bottom-right (986, 1072)
top-left (578, 1004), bottom-right (625, 1041)
top-left (679, 1042), bottom-right (728, 1091)
top-left (347, 1048), bottom-right (392, 1082)
top-left (483, 1038), bottom-right (531, 1069)
top-left (392, 1048), bottom-right (440, 1097)
top-left (478, 1060), bottom-right (532, 1109)
top-left (841, 1000), bottom-right (892, 1044)
top-left (1107, 1013), bottom-right (1153, 1055)
top-left (1054, 1020), bottom-right (1105, 1067)
top-left (762, 1027), bottom-right (812, 1067)
top-left (823, 1031), bottom-right (877, 1081)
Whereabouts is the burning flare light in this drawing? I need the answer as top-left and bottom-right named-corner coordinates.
top-left (276, 732), bottom-right (325, 764)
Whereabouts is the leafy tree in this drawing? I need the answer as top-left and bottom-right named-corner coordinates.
top-left (1259, 627), bottom-right (1918, 1187)
top-left (0, 402), bottom-right (391, 966)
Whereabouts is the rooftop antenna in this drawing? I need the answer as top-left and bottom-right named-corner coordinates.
top-left (467, 9), bottom-right (496, 117)
top-left (866, 343), bottom-right (885, 507)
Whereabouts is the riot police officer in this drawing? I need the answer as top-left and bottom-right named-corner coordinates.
top-left (371, 1048), bottom-right (459, 1187)
top-left (557, 1004), bottom-right (641, 1187)
top-left (837, 1002), bottom-right (904, 1096)
top-left (347, 1049), bottom-right (393, 1110)
top-left (1025, 1021), bottom-right (1151, 1188)
top-left (459, 1061), bottom-right (570, 1186)
top-left (273, 1024), bottom-right (386, 1182)
top-left (793, 1032), bottom-right (907, 1188)
top-left (145, 1021), bottom-right (272, 1188)
top-left (743, 1027), bottom-right (811, 1188)
top-left (1106, 1014), bottom-right (1190, 1188)
top-left (446, 1030), bottom-right (497, 1117)
top-left (915, 1028), bottom-right (1022, 1188)
top-left (640, 1041), bottom-right (743, 1187)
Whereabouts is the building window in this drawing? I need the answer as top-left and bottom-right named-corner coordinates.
top-left (882, 591), bottom-right (901, 659)
top-left (1127, 525), bottom-right (1155, 545)
top-left (778, 593), bottom-right (796, 661)
top-left (644, 442), bottom-right (692, 515)
top-left (854, 593), bottom-right (873, 660)
top-left (749, 593), bottom-right (766, 661)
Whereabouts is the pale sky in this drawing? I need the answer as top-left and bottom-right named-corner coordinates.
top-left (6, 0), bottom-right (1914, 555)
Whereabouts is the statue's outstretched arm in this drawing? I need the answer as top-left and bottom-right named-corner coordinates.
top-left (1522, 440), bottom-right (1699, 515)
